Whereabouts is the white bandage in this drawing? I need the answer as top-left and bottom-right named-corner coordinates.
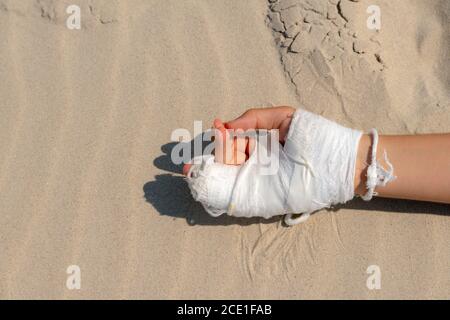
top-left (360, 128), bottom-right (396, 201)
top-left (186, 109), bottom-right (363, 225)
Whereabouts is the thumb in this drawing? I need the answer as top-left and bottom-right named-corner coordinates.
top-left (224, 113), bottom-right (257, 131)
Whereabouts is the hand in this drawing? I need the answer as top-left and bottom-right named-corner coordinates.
top-left (183, 106), bottom-right (295, 175)
top-left (223, 106), bottom-right (295, 142)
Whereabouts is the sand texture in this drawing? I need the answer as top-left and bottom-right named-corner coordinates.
top-left (0, 0), bottom-right (449, 299)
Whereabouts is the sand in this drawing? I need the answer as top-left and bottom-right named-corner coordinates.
top-left (0, 0), bottom-right (448, 299)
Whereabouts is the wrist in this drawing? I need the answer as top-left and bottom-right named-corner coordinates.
top-left (354, 134), bottom-right (371, 195)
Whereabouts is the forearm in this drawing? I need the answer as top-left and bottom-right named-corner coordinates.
top-left (354, 134), bottom-right (450, 203)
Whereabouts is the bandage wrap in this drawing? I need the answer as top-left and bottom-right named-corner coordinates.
top-left (283, 109), bottom-right (362, 214)
top-left (186, 109), bottom-right (363, 224)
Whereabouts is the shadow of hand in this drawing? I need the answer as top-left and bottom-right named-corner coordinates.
top-left (144, 136), bottom-right (277, 226)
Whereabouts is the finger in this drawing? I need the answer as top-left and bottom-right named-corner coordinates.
top-left (233, 128), bottom-right (247, 165)
top-left (183, 163), bottom-right (192, 176)
top-left (225, 106), bottom-right (295, 132)
top-left (213, 118), bottom-right (226, 131)
top-left (215, 119), bottom-right (247, 165)
top-left (224, 112), bottom-right (257, 131)
top-left (213, 118), bottom-right (232, 164)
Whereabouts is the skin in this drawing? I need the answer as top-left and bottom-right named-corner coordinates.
top-left (183, 106), bottom-right (450, 204)
top-left (355, 133), bottom-right (450, 203)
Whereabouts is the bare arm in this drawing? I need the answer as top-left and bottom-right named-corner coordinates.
top-left (355, 134), bottom-right (450, 203)
top-left (185, 107), bottom-right (450, 205)
top-left (225, 108), bottom-right (450, 204)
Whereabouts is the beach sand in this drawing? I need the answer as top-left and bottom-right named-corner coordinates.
top-left (0, 0), bottom-right (448, 299)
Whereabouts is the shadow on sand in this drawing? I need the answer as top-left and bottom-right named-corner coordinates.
top-left (144, 133), bottom-right (278, 226)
